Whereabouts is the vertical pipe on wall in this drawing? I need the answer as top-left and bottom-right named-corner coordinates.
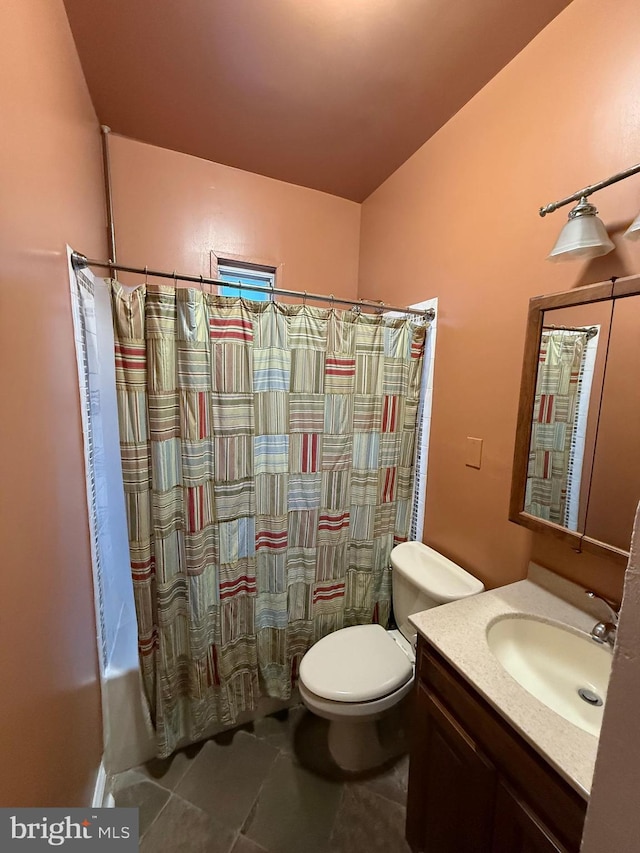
top-left (100, 125), bottom-right (117, 267)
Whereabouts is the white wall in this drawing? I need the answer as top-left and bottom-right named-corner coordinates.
top-left (581, 502), bottom-right (640, 852)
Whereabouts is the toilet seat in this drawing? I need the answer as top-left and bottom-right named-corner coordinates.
top-left (299, 624), bottom-right (413, 703)
top-left (299, 671), bottom-right (414, 720)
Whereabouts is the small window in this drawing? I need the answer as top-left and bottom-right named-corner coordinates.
top-left (218, 261), bottom-right (276, 301)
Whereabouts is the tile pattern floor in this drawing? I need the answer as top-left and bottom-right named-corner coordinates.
top-left (111, 706), bottom-right (412, 853)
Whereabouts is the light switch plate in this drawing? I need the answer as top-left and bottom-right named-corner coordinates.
top-left (466, 437), bottom-right (483, 469)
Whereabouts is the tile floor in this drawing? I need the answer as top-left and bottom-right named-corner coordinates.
top-left (111, 706), bottom-right (412, 853)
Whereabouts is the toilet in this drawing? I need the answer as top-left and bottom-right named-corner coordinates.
top-left (298, 541), bottom-right (484, 771)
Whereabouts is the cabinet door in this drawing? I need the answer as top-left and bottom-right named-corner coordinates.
top-left (407, 683), bottom-right (497, 853)
top-left (492, 781), bottom-right (568, 853)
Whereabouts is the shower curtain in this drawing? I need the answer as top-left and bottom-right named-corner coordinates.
top-left (111, 282), bottom-right (427, 757)
top-left (525, 329), bottom-right (589, 526)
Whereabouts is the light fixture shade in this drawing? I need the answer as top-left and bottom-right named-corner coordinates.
top-left (624, 210), bottom-right (640, 241)
top-left (546, 199), bottom-right (615, 262)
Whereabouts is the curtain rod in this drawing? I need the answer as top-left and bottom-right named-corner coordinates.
top-left (71, 253), bottom-right (435, 320)
top-left (542, 324), bottom-right (599, 339)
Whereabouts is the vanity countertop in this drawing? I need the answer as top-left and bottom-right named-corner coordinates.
top-left (409, 564), bottom-right (609, 799)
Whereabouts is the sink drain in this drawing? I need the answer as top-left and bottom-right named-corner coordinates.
top-left (578, 687), bottom-right (603, 706)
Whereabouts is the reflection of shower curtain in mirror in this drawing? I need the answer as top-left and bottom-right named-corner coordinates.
top-left (525, 330), bottom-right (589, 526)
top-left (110, 283), bottom-right (427, 757)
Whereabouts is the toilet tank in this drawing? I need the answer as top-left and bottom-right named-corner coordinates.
top-left (391, 542), bottom-right (484, 643)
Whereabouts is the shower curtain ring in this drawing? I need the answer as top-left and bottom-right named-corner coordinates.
top-left (144, 265), bottom-right (148, 286)
top-left (330, 293), bottom-right (335, 308)
top-left (173, 270), bottom-right (178, 289)
top-left (303, 291), bottom-right (307, 306)
top-left (199, 274), bottom-right (204, 293)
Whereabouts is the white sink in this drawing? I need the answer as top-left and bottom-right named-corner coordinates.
top-left (486, 616), bottom-right (612, 737)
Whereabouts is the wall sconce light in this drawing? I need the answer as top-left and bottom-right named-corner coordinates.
top-left (546, 197), bottom-right (614, 262)
top-left (624, 210), bottom-right (640, 242)
top-left (540, 162), bottom-right (640, 261)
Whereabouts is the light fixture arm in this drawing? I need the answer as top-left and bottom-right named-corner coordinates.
top-left (539, 162), bottom-right (640, 217)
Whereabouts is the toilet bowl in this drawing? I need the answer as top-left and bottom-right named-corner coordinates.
top-left (298, 542), bottom-right (484, 771)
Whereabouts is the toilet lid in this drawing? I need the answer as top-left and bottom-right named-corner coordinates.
top-left (299, 624), bottom-right (413, 702)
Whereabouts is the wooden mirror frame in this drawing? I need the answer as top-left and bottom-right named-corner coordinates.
top-left (509, 276), bottom-right (640, 567)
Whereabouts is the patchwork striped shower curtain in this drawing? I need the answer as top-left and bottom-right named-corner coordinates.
top-left (111, 282), bottom-right (427, 757)
top-left (525, 329), bottom-right (589, 526)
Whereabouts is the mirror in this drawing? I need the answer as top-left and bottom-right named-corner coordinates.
top-left (523, 301), bottom-right (613, 533)
top-left (510, 279), bottom-right (640, 565)
top-left (584, 294), bottom-right (640, 551)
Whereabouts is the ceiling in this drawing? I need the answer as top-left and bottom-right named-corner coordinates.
top-left (63, 0), bottom-right (571, 202)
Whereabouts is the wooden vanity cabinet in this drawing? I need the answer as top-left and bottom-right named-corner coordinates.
top-left (492, 782), bottom-right (566, 853)
top-left (406, 638), bottom-right (587, 853)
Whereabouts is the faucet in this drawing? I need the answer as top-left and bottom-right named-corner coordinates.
top-left (585, 590), bottom-right (620, 648)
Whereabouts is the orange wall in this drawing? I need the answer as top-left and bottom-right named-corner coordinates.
top-left (0, 0), bottom-right (105, 805)
top-left (359, 0), bottom-right (640, 601)
top-left (108, 134), bottom-right (361, 299)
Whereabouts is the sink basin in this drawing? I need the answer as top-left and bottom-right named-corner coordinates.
top-left (486, 616), bottom-right (612, 737)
